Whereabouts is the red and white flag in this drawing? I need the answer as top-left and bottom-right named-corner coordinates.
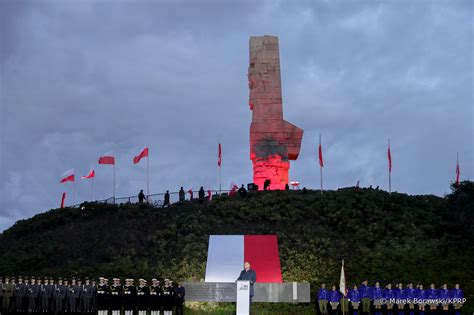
top-left (82, 168), bottom-right (95, 179)
top-left (388, 143), bottom-right (392, 173)
top-left (188, 188), bottom-right (193, 196)
top-left (229, 183), bottom-right (238, 197)
top-left (218, 143), bottom-right (222, 167)
top-left (318, 139), bottom-right (324, 167)
top-left (99, 154), bottom-right (115, 165)
top-left (60, 169), bottom-right (75, 183)
top-left (340, 259), bottom-right (348, 296)
top-left (133, 147), bottom-right (149, 164)
top-left (208, 189), bottom-right (212, 201)
top-left (456, 160), bottom-right (460, 186)
top-left (60, 192), bottom-right (66, 208)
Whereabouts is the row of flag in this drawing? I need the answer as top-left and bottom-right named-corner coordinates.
top-left (60, 139), bottom-right (463, 207)
top-left (60, 147), bottom-right (149, 183)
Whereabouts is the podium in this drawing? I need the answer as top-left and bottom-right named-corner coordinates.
top-left (236, 281), bottom-right (250, 315)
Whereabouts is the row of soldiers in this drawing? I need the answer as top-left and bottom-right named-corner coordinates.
top-left (0, 276), bottom-right (185, 315)
top-left (317, 281), bottom-right (466, 315)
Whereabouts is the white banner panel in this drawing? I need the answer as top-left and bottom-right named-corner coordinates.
top-left (236, 281), bottom-right (250, 315)
top-left (205, 235), bottom-right (244, 282)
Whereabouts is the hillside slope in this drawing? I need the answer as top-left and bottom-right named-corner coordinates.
top-left (1, 182), bottom-right (473, 313)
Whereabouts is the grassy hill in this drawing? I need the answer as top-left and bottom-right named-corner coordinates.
top-left (1, 182), bottom-right (473, 314)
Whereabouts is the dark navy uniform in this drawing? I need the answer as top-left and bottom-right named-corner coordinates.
top-left (26, 279), bottom-right (40, 313)
top-left (39, 279), bottom-right (53, 313)
top-left (15, 278), bottom-right (28, 313)
top-left (53, 280), bottom-right (67, 313)
top-left (109, 280), bottom-right (122, 315)
top-left (136, 281), bottom-right (149, 314)
top-left (162, 283), bottom-right (174, 315)
top-left (148, 281), bottom-right (162, 315)
top-left (96, 279), bottom-right (109, 315)
top-left (67, 281), bottom-right (80, 313)
top-left (122, 282), bottom-right (136, 315)
top-left (81, 281), bottom-right (94, 313)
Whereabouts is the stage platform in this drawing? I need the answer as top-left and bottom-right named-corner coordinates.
top-left (182, 282), bottom-right (311, 303)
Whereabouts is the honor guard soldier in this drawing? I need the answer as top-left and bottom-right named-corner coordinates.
top-left (149, 279), bottom-right (162, 315)
top-left (47, 279), bottom-right (54, 313)
top-left (360, 280), bottom-right (372, 315)
top-left (451, 284), bottom-right (464, 315)
top-left (328, 285), bottom-right (340, 315)
top-left (67, 278), bottom-right (79, 314)
top-left (109, 279), bottom-right (122, 315)
top-left (53, 278), bottom-right (67, 314)
top-left (81, 278), bottom-right (93, 313)
top-left (122, 279), bottom-right (136, 315)
top-left (174, 282), bottom-right (185, 315)
top-left (90, 279), bottom-right (97, 314)
top-left (162, 280), bottom-right (174, 315)
top-left (427, 284), bottom-right (438, 312)
top-left (136, 279), bottom-right (149, 315)
top-left (372, 282), bottom-right (384, 315)
top-left (26, 277), bottom-right (40, 314)
top-left (404, 283), bottom-right (416, 315)
top-left (96, 278), bottom-right (109, 315)
top-left (15, 276), bottom-right (27, 314)
top-left (439, 284), bottom-right (451, 313)
top-left (10, 277), bottom-right (17, 314)
top-left (3, 276), bottom-right (14, 314)
top-left (317, 283), bottom-right (329, 315)
top-left (39, 278), bottom-right (51, 314)
top-left (75, 280), bottom-right (82, 314)
top-left (348, 285), bottom-right (361, 315)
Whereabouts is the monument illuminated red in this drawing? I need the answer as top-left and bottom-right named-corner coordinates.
top-left (248, 35), bottom-right (303, 190)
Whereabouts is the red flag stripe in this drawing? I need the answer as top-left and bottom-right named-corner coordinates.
top-left (388, 146), bottom-right (392, 173)
top-left (318, 144), bottom-right (324, 167)
top-left (60, 192), bottom-right (66, 208)
top-left (133, 147), bottom-right (149, 164)
top-left (456, 163), bottom-right (460, 186)
top-left (99, 156), bottom-right (115, 165)
top-left (60, 174), bottom-right (75, 183)
top-left (82, 169), bottom-right (95, 179)
top-left (218, 143), bottom-right (222, 167)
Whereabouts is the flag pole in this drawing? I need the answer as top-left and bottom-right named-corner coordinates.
top-left (320, 134), bottom-right (323, 194)
top-left (113, 164), bottom-right (116, 203)
top-left (147, 153), bottom-right (150, 200)
top-left (388, 139), bottom-right (391, 193)
top-left (72, 180), bottom-right (76, 206)
top-left (92, 176), bottom-right (94, 201)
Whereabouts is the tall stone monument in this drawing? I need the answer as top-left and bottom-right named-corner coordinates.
top-left (248, 35), bottom-right (303, 190)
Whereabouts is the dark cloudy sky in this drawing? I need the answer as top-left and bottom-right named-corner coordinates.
top-left (0, 0), bottom-right (472, 232)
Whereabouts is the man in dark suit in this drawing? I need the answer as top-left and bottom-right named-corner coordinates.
top-left (236, 261), bottom-right (257, 303)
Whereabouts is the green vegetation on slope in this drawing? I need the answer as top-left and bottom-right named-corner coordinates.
top-left (0, 182), bottom-right (473, 314)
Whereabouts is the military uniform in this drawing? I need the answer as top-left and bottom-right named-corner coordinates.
top-left (162, 281), bottom-right (174, 315)
top-left (53, 279), bottom-right (67, 314)
top-left (26, 279), bottom-right (40, 313)
top-left (39, 278), bottom-right (52, 313)
top-left (96, 278), bottom-right (109, 315)
top-left (109, 280), bottom-right (122, 315)
top-left (67, 280), bottom-right (80, 314)
top-left (81, 280), bottom-right (93, 313)
top-left (122, 280), bottom-right (136, 315)
top-left (136, 280), bottom-right (149, 315)
top-left (15, 278), bottom-right (27, 313)
top-left (3, 277), bottom-right (14, 313)
top-left (149, 280), bottom-right (162, 315)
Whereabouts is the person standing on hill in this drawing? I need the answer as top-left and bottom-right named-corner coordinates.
top-left (198, 187), bottom-right (205, 201)
top-left (178, 187), bottom-right (185, 203)
top-left (138, 190), bottom-right (147, 203)
top-left (163, 191), bottom-right (170, 208)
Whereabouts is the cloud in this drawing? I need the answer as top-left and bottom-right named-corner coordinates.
top-left (0, 0), bottom-right (472, 232)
